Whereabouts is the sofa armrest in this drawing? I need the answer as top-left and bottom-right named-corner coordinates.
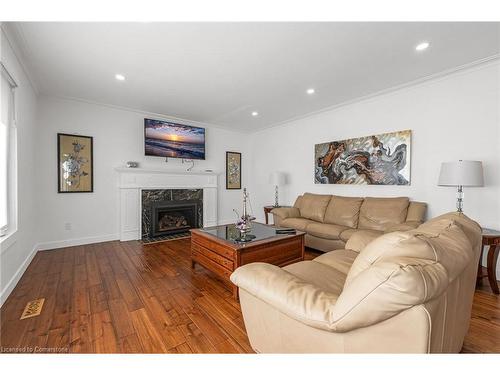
top-left (345, 230), bottom-right (383, 253)
top-left (230, 263), bottom-right (340, 331)
top-left (384, 221), bottom-right (422, 233)
top-left (271, 207), bottom-right (300, 220)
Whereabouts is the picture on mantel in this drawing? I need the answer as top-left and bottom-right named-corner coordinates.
top-left (314, 130), bottom-right (411, 185)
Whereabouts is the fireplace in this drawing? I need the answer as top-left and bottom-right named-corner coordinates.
top-left (150, 200), bottom-right (199, 237)
top-left (142, 189), bottom-right (203, 240)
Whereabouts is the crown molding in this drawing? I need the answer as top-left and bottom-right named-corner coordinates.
top-left (40, 93), bottom-right (249, 134)
top-left (0, 22), bottom-right (40, 95)
top-left (253, 54), bottom-right (500, 134)
top-left (44, 53), bottom-right (500, 135)
top-left (4, 21), bottom-right (498, 135)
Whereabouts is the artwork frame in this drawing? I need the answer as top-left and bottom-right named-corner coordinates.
top-left (226, 151), bottom-right (242, 190)
top-left (144, 118), bottom-right (206, 160)
top-left (57, 133), bottom-right (94, 193)
top-left (314, 130), bottom-right (411, 185)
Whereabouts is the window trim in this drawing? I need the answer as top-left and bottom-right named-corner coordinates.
top-left (0, 61), bottom-right (18, 239)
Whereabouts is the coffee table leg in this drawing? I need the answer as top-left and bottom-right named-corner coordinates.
top-left (487, 244), bottom-right (499, 294)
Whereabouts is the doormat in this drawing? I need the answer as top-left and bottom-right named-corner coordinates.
top-left (20, 298), bottom-right (45, 320)
top-left (141, 232), bottom-right (191, 244)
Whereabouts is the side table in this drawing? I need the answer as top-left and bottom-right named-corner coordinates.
top-left (263, 205), bottom-right (291, 225)
top-left (264, 206), bottom-right (277, 225)
top-left (477, 228), bottom-right (500, 294)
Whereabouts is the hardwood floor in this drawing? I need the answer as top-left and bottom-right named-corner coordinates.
top-left (0, 239), bottom-right (499, 353)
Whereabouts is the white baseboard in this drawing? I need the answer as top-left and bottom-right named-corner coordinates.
top-left (0, 244), bottom-right (38, 306)
top-left (0, 233), bottom-right (119, 307)
top-left (37, 233), bottom-right (120, 251)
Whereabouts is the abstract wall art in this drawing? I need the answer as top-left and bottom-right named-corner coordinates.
top-left (314, 130), bottom-right (411, 185)
top-left (57, 133), bottom-right (93, 193)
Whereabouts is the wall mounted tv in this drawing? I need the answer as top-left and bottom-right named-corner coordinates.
top-left (144, 118), bottom-right (206, 160)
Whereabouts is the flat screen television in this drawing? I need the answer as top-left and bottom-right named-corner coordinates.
top-left (144, 118), bottom-right (206, 160)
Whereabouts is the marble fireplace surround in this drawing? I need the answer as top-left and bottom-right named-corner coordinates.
top-left (142, 189), bottom-right (203, 239)
top-left (115, 168), bottom-right (218, 241)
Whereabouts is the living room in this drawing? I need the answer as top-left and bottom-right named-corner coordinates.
top-left (1, 0), bottom-right (499, 371)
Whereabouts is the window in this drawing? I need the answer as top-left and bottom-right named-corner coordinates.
top-left (1, 62), bottom-right (17, 237)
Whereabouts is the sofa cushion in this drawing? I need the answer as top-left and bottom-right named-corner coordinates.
top-left (345, 214), bottom-right (479, 287)
top-left (358, 197), bottom-right (410, 231)
top-left (281, 217), bottom-right (315, 231)
top-left (313, 250), bottom-right (358, 275)
top-left (384, 221), bottom-right (421, 233)
top-left (305, 235), bottom-right (346, 252)
top-left (271, 207), bottom-right (300, 220)
top-left (345, 229), bottom-right (383, 253)
top-left (293, 195), bottom-right (304, 209)
top-left (406, 201), bottom-right (427, 222)
top-left (306, 223), bottom-right (350, 240)
top-left (298, 193), bottom-right (332, 222)
top-left (331, 214), bottom-right (480, 332)
top-left (412, 212), bottom-right (482, 252)
top-left (339, 228), bottom-right (357, 242)
top-left (324, 196), bottom-right (364, 228)
top-left (284, 261), bottom-right (346, 295)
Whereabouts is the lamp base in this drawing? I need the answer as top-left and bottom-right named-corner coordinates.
top-left (456, 185), bottom-right (463, 213)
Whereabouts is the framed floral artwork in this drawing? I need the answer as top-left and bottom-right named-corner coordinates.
top-left (57, 133), bottom-right (93, 193)
top-left (226, 151), bottom-right (241, 190)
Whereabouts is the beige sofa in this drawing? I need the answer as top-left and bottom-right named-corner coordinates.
top-left (272, 193), bottom-right (427, 252)
top-left (231, 212), bottom-right (482, 353)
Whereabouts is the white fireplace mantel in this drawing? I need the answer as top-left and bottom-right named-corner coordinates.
top-left (115, 167), bottom-right (219, 241)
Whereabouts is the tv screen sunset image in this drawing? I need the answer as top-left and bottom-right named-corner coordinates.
top-left (144, 118), bottom-right (206, 160)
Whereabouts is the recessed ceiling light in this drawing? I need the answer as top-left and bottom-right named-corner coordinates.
top-left (251, 111), bottom-right (259, 117)
top-left (306, 88), bottom-right (315, 95)
top-left (115, 74), bottom-right (126, 81)
top-left (415, 42), bottom-right (430, 51)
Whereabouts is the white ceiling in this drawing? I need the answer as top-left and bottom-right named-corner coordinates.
top-left (8, 22), bottom-right (500, 132)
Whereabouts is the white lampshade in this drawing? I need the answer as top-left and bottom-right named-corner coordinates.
top-left (270, 171), bottom-right (286, 186)
top-left (438, 160), bottom-right (484, 187)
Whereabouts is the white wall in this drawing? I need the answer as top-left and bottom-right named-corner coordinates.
top-left (249, 61), bottom-right (500, 277)
top-left (0, 27), bottom-right (39, 304)
top-left (35, 96), bottom-right (250, 248)
top-left (2, 30), bottom-right (499, 307)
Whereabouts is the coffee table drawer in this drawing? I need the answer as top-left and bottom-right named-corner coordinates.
top-left (192, 242), bottom-right (234, 271)
top-left (192, 250), bottom-right (234, 280)
top-left (192, 235), bottom-right (234, 260)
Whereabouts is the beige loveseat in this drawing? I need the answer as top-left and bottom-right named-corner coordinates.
top-left (231, 212), bottom-right (482, 353)
top-left (272, 193), bottom-right (427, 252)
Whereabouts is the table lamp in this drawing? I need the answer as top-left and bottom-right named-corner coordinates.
top-left (270, 172), bottom-right (286, 207)
top-left (438, 160), bottom-right (484, 212)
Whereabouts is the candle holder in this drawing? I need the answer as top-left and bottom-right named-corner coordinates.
top-left (233, 188), bottom-right (256, 236)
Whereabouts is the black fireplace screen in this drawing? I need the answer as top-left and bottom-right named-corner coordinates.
top-left (151, 200), bottom-right (199, 237)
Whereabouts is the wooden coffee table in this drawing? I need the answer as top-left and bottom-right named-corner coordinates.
top-left (190, 222), bottom-right (305, 299)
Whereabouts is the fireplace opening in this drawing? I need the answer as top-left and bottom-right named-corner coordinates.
top-left (151, 200), bottom-right (199, 237)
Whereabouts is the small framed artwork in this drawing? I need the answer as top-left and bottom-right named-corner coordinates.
top-left (57, 133), bottom-right (93, 193)
top-left (226, 151), bottom-right (241, 190)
